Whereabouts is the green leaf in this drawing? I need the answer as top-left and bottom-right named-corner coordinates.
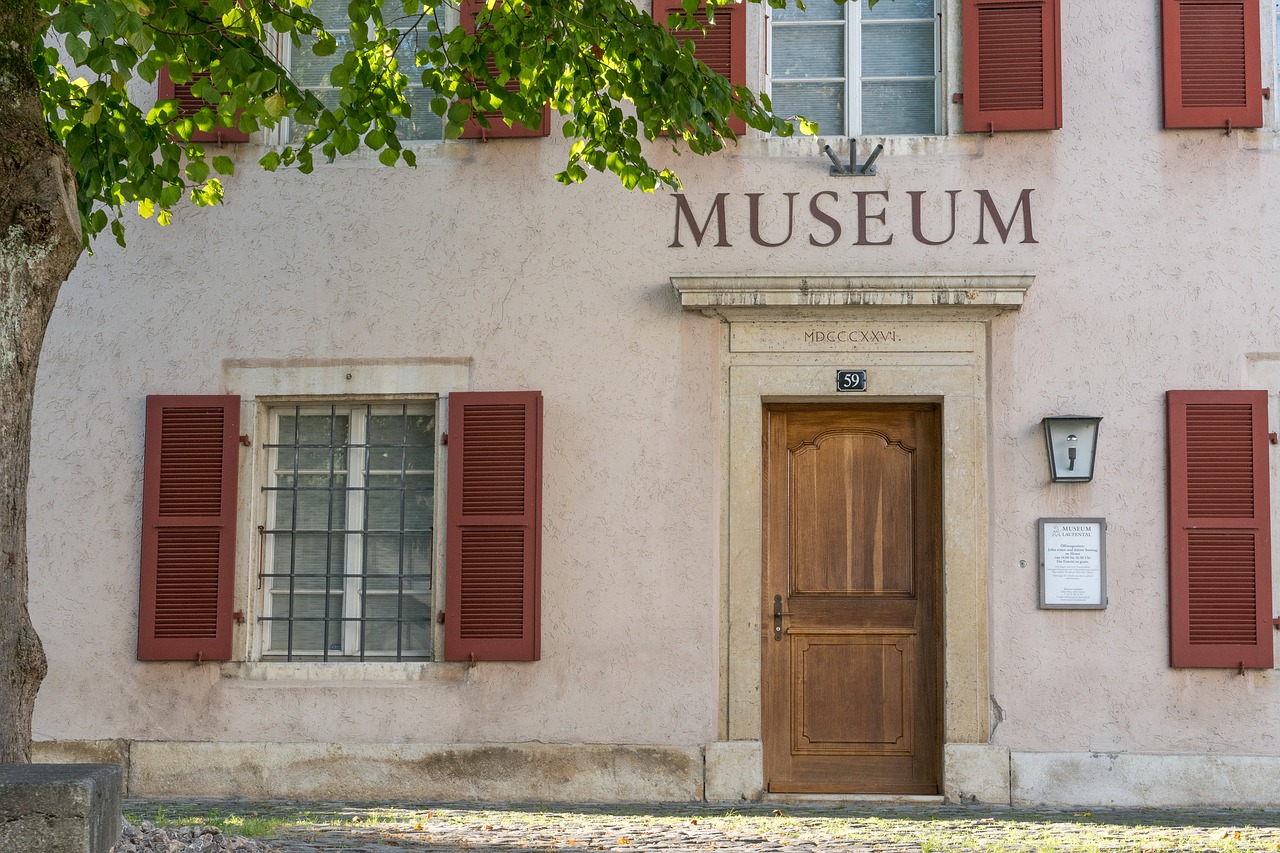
top-left (259, 151), bottom-right (282, 171)
top-left (446, 101), bottom-right (472, 124)
top-left (378, 147), bottom-right (398, 166)
top-left (313, 32), bottom-right (337, 56)
top-left (137, 198), bottom-right (155, 219)
top-left (185, 159), bottom-right (210, 183)
top-left (401, 149), bottom-right (416, 167)
top-left (211, 156), bottom-right (235, 176)
top-left (264, 92), bottom-right (286, 119)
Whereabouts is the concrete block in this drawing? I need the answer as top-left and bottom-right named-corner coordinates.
top-left (0, 764), bottom-right (122, 853)
top-left (943, 743), bottom-right (1010, 804)
top-left (704, 740), bottom-right (763, 802)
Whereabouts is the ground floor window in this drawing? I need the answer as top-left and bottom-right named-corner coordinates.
top-left (261, 402), bottom-right (435, 661)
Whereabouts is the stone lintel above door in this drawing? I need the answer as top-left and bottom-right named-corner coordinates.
top-left (671, 273), bottom-right (1033, 321)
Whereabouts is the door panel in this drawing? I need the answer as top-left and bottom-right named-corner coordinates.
top-left (763, 404), bottom-right (941, 794)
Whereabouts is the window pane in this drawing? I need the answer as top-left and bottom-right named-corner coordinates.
top-left (861, 79), bottom-right (936, 134)
top-left (272, 532), bottom-right (345, 584)
top-left (361, 593), bottom-right (431, 656)
top-left (272, 475), bottom-right (348, 530)
top-left (863, 0), bottom-right (935, 21)
top-left (774, 0), bottom-right (844, 23)
top-left (365, 532), bottom-right (433, 579)
top-left (772, 25), bottom-right (845, 78)
top-left (266, 592), bottom-right (343, 654)
top-left (773, 81), bottom-right (844, 135)
top-left (862, 21), bottom-right (935, 76)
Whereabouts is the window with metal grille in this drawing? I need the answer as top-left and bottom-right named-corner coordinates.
top-left (769, 0), bottom-right (940, 135)
top-left (261, 402), bottom-right (435, 660)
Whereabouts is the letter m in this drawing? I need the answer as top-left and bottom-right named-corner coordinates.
top-left (975, 189), bottom-right (1037, 244)
top-left (671, 193), bottom-right (732, 248)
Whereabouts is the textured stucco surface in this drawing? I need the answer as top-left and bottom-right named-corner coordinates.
top-left (25, 0), bottom-right (1280, 804)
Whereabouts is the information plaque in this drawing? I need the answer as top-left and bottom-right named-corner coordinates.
top-left (1038, 518), bottom-right (1107, 609)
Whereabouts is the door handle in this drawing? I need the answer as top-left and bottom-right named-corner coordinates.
top-left (773, 595), bottom-right (791, 641)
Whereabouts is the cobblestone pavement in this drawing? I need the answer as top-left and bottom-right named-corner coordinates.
top-left (124, 799), bottom-right (1280, 852)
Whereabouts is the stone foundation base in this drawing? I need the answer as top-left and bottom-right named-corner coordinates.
top-left (34, 740), bottom-right (1280, 806)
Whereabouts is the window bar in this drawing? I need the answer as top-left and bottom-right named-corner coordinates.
top-left (397, 404), bottom-right (408, 660)
top-left (358, 404), bottom-right (372, 662)
top-left (320, 404), bottom-right (338, 662)
top-left (286, 405), bottom-right (301, 662)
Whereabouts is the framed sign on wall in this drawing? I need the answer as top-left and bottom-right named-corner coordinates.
top-left (1038, 518), bottom-right (1107, 609)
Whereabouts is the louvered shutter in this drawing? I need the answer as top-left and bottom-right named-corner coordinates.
top-left (961, 0), bottom-right (1062, 132)
top-left (445, 391), bottom-right (543, 661)
top-left (157, 66), bottom-right (250, 144)
top-left (1161, 0), bottom-right (1264, 129)
top-left (138, 395), bottom-right (240, 661)
top-left (653, 0), bottom-right (747, 134)
top-left (459, 0), bottom-right (551, 139)
top-left (1167, 390), bottom-right (1273, 669)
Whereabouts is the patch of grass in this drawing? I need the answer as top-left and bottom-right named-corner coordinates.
top-left (123, 806), bottom-right (302, 839)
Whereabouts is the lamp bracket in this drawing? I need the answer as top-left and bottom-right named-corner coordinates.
top-left (824, 139), bottom-right (882, 177)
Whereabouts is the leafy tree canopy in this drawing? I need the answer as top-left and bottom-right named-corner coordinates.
top-left (36, 0), bottom-right (821, 247)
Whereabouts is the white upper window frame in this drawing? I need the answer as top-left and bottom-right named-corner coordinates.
top-left (765, 0), bottom-right (944, 137)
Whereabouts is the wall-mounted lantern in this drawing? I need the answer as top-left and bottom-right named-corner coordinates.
top-left (1042, 416), bottom-right (1102, 483)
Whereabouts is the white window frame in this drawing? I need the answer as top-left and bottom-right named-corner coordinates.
top-left (276, 5), bottom-right (458, 145)
top-left (766, 0), bottom-right (944, 137)
top-left (223, 359), bottom-right (470, 669)
top-left (260, 400), bottom-right (437, 661)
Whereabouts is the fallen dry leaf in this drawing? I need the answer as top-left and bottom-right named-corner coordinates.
top-left (618, 837), bottom-right (631, 845)
top-left (689, 819), bottom-right (698, 825)
top-left (565, 840), bottom-right (581, 846)
top-left (413, 823), bottom-right (424, 831)
top-left (483, 825), bottom-right (494, 831)
top-left (772, 809), bottom-right (785, 817)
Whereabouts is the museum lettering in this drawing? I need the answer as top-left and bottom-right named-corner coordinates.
top-left (669, 189), bottom-right (1037, 248)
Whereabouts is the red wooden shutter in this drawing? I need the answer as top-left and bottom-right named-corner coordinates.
top-left (138, 395), bottom-right (240, 661)
top-left (653, 0), bottom-right (747, 134)
top-left (459, 0), bottom-right (551, 139)
top-left (157, 66), bottom-right (250, 144)
top-left (961, 0), bottom-right (1062, 132)
top-left (445, 391), bottom-right (543, 661)
top-left (1161, 0), bottom-right (1264, 129)
top-left (1167, 390), bottom-right (1273, 669)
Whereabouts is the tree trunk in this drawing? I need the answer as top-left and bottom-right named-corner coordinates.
top-left (0, 0), bottom-right (85, 763)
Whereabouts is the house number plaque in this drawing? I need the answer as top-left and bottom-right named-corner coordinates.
top-left (836, 370), bottom-right (868, 392)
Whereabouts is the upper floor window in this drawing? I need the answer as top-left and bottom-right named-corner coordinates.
top-left (288, 0), bottom-right (451, 142)
top-left (769, 0), bottom-right (940, 136)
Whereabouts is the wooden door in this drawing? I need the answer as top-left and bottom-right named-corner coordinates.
top-left (762, 403), bottom-right (942, 794)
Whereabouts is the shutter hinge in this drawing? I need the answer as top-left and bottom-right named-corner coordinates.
top-left (1272, 617), bottom-right (1280, 630)
top-left (233, 610), bottom-right (246, 624)
top-left (239, 434), bottom-right (252, 447)
top-left (951, 92), bottom-right (963, 103)
top-left (441, 433), bottom-right (448, 446)
top-left (1237, 661), bottom-right (1246, 676)
top-left (437, 610), bottom-right (446, 624)
top-left (1269, 432), bottom-right (1278, 445)
top-left (1224, 118), bottom-right (1232, 136)
top-left (1265, 88), bottom-right (1272, 101)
